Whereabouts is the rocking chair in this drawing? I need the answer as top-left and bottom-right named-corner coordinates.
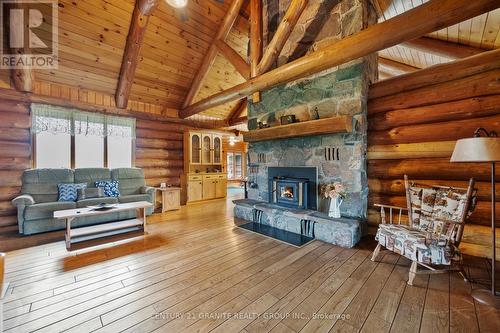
top-left (371, 175), bottom-right (476, 285)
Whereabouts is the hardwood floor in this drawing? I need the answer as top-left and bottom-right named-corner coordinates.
top-left (1, 197), bottom-right (499, 333)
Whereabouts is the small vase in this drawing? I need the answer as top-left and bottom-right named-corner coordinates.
top-left (328, 197), bottom-right (342, 218)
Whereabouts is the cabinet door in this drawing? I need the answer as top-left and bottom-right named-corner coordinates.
top-left (212, 135), bottom-right (222, 165)
top-left (215, 179), bottom-right (227, 198)
top-left (188, 180), bottom-right (203, 202)
top-left (163, 190), bottom-right (180, 211)
top-left (202, 179), bottom-right (216, 199)
top-left (190, 133), bottom-right (201, 164)
top-left (202, 134), bottom-right (212, 164)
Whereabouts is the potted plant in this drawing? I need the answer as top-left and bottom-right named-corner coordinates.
top-left (320, 182), bottom-right (347, 218)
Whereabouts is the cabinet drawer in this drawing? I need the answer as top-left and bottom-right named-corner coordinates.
top-left (216, 174), bottom-right (226, 179)
top-left (189, 175), bottom-right (202, 181)
top-left (203, 175), bottom-right (216, 180)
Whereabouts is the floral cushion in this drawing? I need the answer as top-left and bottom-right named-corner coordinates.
top-left (375, 224), bottom-right (458, 265)
top-left (95, 180), bottom-right (120, 197)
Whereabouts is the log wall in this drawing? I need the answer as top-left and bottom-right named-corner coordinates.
top-left (0, 97), bottom-right (187, 231)
top-left (367, 50), bottom-right (500, 259)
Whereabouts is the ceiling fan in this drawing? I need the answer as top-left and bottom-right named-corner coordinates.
top-left (165, 0), bottom-right (225, 22)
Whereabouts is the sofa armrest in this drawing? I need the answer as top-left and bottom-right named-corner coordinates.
top-left (12, 194), bottom-right (35, 207)
top-left (140, 186), bottom-right (155, 196)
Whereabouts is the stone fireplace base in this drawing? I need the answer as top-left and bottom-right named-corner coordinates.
top-left (233, 199), bottom-right (365, 248)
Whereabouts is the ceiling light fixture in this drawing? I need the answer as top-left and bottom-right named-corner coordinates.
top-left (166, 0), bottom-right (187, 8)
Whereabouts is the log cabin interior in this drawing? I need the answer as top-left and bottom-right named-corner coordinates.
top-left (0, 0), bottom-right (499, 332)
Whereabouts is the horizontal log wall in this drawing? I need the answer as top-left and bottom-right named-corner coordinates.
top-left (0, 98), bottom-right (187, 231)
top-left (367, 52), bottom-right (500, 259)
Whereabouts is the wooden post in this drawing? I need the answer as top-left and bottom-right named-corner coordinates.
top-left (250, 0), bottom-right (263, 102)
top-left (256, 0), bottom-right (308, 75)
top-left (179, 0), bottom-right (500, 118)
top-left (181, 0), bottom-right (246, 109)
top-left (115, 0), bottom-right (159, 108)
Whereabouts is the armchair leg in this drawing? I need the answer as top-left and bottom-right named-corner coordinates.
top-left (371, 243), bottom-right (381, 262)
top-left (408, 261), bottom-right (418, 286)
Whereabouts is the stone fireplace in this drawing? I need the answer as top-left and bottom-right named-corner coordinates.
top-left (234, 0), bottom-right (377, 248)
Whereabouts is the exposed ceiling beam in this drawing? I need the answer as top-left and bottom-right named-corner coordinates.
top-left (401, 36), bottom-right (484, 59)
top-left (8, 1), bottom-right (34, 92)
top-left (214, 39), bottom-right (250, 80)
top-left (226, 99), bottom-right (246, 120)
top-left (250, 0), bottom-right (263, 78)
top-left (229, 116), bottom-right (248, 126)
top-left (181, 0), bottom-right (246, 109)
top-left (178, 0), bottom-right (499, 118)
top-left (256, 0), bottom-right (308, 74)
top-left (115, 0), bottom-right (159, 109)
top-left (228, 99), bottom-right (248, 122)
top-left (379, 57), bottom-right (420, 76)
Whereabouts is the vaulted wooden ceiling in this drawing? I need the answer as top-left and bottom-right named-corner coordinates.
top-left (1, 0), bottom-right (498, 123)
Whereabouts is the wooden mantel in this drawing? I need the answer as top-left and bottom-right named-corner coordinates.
top-left (243, 116), bottom-right (353, 142)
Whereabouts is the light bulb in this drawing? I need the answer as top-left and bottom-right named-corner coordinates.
top-left (166, 0), bottom-right (187, 8)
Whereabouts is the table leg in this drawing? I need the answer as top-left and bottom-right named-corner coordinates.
top-left (65, 217), bottom-right (74, 250)
top-left (136, 208), bottom-right (146, 232)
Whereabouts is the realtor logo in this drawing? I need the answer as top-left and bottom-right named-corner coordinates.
top-left (0, 0), bottom-right (58, 69)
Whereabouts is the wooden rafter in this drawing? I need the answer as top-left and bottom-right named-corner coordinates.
top-left (379, 57), bottom-right (420, 76)
top-left (250, 0), bottom-right (263, 77)
top-left (179, 0), bottom-right (499, 118)
top-left (181, 0), bottom-right (246, 109)
top-left (214, 39), bottom-right (250, 79)
top-left (256, 0), bottom-right (308, 75)
top-left (227, 99), bottom-right (248, 125)
top-left (115, 0), bottom-right (159, 109)
top-left (401, 36), bottom-right (484, 60)
top-left (229, 116), bottom-right (248, 126)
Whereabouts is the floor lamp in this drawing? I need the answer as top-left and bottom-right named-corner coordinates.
top-left (451, 128), bottom-right (500, 308)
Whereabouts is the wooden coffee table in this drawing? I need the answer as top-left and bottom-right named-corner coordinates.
top-left (54, 201), bottom-right (153, 250)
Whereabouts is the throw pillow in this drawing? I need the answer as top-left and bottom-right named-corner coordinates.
top-left (58, 183), bottom-right (87, 202)
top-left (95, 180), bottom-right (120, 197)
top-left (77, 187), bottom-right (104, 201)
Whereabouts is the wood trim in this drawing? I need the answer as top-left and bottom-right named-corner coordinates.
top-left (181, 0), bottom-right (246, 108)
top-left (243, 116), bottom-right (353, 142)
top-left (256, 0), bottom-right (308, 75)
top-left (214, 39), bottom-right (250, 80)
top-left (179, 0), bottom-right (500, 118)
top-left (401, 36), bottom-right (484, 60)
top-left (115, 0), bottom-right (159, 108)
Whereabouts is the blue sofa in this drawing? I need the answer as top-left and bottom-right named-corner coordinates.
top-left (12, 168), bottom-right (155, 235)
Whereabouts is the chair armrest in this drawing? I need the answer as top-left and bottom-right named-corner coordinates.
top-left (140, 186), bottom-right (155, 196)
top-left (12, 194), bottom-right (35, 207)
top-left (373, 203), bottom-right (407, 211)
top-left (374, 203), bottom-right (407, 225)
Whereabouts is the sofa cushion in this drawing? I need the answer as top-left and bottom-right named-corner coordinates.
top-left (95, 180), bottom-right (120, 197)
top-left (21, 169), bottom-right (74, 203)
top-left (77, 187), bottom-right (104, 201)
top-left (112, 168), bottom-right (145, 196)
top-left (74, 168), bottom-right (111, 188)
top-left (76, 197), bottom-right (118, 208)
top-left (25, 201), bottom-right (76, 220)
top-left (118, 194), bottom-right (150, 204)
top-left (58, 183), bottom-right (86, 202)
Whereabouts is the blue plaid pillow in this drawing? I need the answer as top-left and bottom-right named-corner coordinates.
top-left (95, 180), bottom-right (120, 197)
top-left (58, 183), bottom-right (87, 202)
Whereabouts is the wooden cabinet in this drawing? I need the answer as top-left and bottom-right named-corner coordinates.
top-left (189, 133), bottom-right (202, 164)
top-left (157, 187), bottom-right (181, 212)
top-left (202, 177), bottom-right (216, 200)
top-left (215, 177), bottom-right (227, 198)
top-left (202, 134), bottom-right (212, 164)
top-left (187, 177), bottom-right (203, 202)
top-left (212, 135), bottom-right (222, 165)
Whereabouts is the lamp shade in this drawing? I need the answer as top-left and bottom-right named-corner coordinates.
top-left (451, 137), bottom-right (500, 162)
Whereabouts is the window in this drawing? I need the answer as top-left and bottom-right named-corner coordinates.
top-left (226, 152), bottom-right (245, 180)
top-left (32, 104), bottom-right (135, 169)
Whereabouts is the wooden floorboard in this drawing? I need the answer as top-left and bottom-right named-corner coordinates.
top-left (1, 197), bottom-right (499, 333)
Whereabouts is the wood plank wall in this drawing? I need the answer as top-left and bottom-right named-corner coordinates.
top-left (0, 91), bottom-right (187, 230)
top-left (367, 51), bottom-right (500, 259)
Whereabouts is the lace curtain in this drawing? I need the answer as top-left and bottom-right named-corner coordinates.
top-left (31, 104), bottom-right (136, 138)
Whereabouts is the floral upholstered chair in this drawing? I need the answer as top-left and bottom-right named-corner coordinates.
top-left (371, 175), bottom-right (476, 285)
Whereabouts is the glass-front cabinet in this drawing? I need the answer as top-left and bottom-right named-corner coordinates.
top-left (212, 135), bottom-right (222, 165)
top-left (190, 132), bottom-right (201, 164)
top-left (202, 134), bottom-right (212, 164)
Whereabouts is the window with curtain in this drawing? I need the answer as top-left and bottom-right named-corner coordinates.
top-left (32, 104), bottom-right (136, 169)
